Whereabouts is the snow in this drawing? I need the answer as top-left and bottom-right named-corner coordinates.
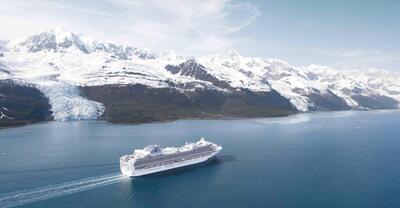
top-left (35, 81), bottom-right (104, 121)
top-left (51, 27), bottom-right (74, 44)
top-left (198, 52), bottom-right (400, 111)
top-left (1, 28), bottom-right (400, 120)
top-left (198, 51), bottom-right (272, 92)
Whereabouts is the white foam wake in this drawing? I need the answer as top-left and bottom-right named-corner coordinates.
top-left (0, 173), bottom-right (129, 208)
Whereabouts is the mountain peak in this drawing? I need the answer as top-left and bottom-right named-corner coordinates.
top-left (204, 50), bottom-right (242, 61)
top-left (6, 28), bottom-right (157, 59)
top-left (49, 27), bottom-right (69, 33)
top-left (7, 27), bottom-right (89, 53)
top-left (211, 50), bottom-right (241, 58)
top-left (225, 50), bottom-right (241, 57)
top-left (46, 27), bottom-right (75, 43)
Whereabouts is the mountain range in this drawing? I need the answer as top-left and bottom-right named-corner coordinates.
top-left (1, 28), bottom-right (399, 126)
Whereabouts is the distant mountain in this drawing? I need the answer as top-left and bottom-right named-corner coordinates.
top-left (0, 28), bottom-right (399, 126)
top-left (0, 40), bottom-right (7, 47)
top-left (0, 40), bottom-right (7, 57)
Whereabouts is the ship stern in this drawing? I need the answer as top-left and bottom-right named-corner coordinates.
top-left (120, 156), bottom-right (135, 177)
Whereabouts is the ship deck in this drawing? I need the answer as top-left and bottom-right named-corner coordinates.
top-left (134, 145), bottom-right (216, 170)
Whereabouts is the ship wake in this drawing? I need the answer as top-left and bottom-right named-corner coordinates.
top-left (0, 173), bottom-right (129, 208)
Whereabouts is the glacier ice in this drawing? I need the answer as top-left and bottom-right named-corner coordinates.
top-left (35, 82), bottom-right (104, 121)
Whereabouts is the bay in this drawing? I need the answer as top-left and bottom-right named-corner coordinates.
top-left (1, 110), bottom-right (400, 208)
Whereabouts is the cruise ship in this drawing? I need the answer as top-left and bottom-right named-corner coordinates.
top-left (120, 138), bottom-right (222, 177)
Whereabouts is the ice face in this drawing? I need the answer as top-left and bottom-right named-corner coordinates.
top-left (35, 82), bottom-right (105, 121)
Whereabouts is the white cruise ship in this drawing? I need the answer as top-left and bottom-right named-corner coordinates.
top-left (120, 138), bottom-right (222, 177)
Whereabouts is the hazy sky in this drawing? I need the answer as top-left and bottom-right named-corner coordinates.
top-left (0, 0), bottom-right (399, 70)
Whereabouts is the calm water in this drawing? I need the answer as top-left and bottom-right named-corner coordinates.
top-left (1, 110), bottom-right (400, 208)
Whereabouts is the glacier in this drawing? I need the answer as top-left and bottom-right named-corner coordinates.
top-left (0, 69), bottom-right (105, 121)
top-left (35, 81), bottom-right (104, 121)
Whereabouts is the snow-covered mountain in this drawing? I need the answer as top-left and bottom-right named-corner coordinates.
top-left (0, 28), bottom-right (399, 125)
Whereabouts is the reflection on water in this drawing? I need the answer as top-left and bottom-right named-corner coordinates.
top-left (249, 110), bottom-right (361, 126)
top-left (250, 114), bottom-right (311, 125)
top-left (310, 110), bottom-right (357, 118)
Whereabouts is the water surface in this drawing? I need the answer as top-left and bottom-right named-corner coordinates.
top-left (1, 110), bottom-right (400, 207)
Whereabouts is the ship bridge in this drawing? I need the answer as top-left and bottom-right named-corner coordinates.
top-left (134, 144), bottom-right (162, 158)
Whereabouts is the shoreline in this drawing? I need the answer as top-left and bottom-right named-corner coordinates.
top-left (1, 108), bottom-right (399, 130)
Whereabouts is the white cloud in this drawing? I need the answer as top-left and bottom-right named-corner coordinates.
top-left (0, 0), bottom-right (260, 55)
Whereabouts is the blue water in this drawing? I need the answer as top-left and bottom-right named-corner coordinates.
top-left (1, 110), bottom-right (400, 208)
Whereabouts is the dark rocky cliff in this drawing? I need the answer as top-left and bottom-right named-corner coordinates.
top-left (0, 80), bottom-right (53, 127)
top-left (80, 84), bottom-right (296, 124)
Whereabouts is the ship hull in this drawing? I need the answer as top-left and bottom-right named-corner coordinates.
top-left (120, 150), bottom-right (220, 177)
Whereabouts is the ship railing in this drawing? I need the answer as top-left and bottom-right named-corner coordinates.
top-left (135, 150), bottom-right (216, 170)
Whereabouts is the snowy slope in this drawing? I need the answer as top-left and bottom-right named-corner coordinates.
top-left (0, 28), bottom-right (399, 121)
top-left (199, 52), bottom-right (400, 111)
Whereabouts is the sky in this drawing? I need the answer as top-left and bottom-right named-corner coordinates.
top-left (0, 0), bottom-right (399, 70)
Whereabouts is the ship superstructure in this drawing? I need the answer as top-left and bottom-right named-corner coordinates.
top-left (120, 138), bottom-right (222, 177)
